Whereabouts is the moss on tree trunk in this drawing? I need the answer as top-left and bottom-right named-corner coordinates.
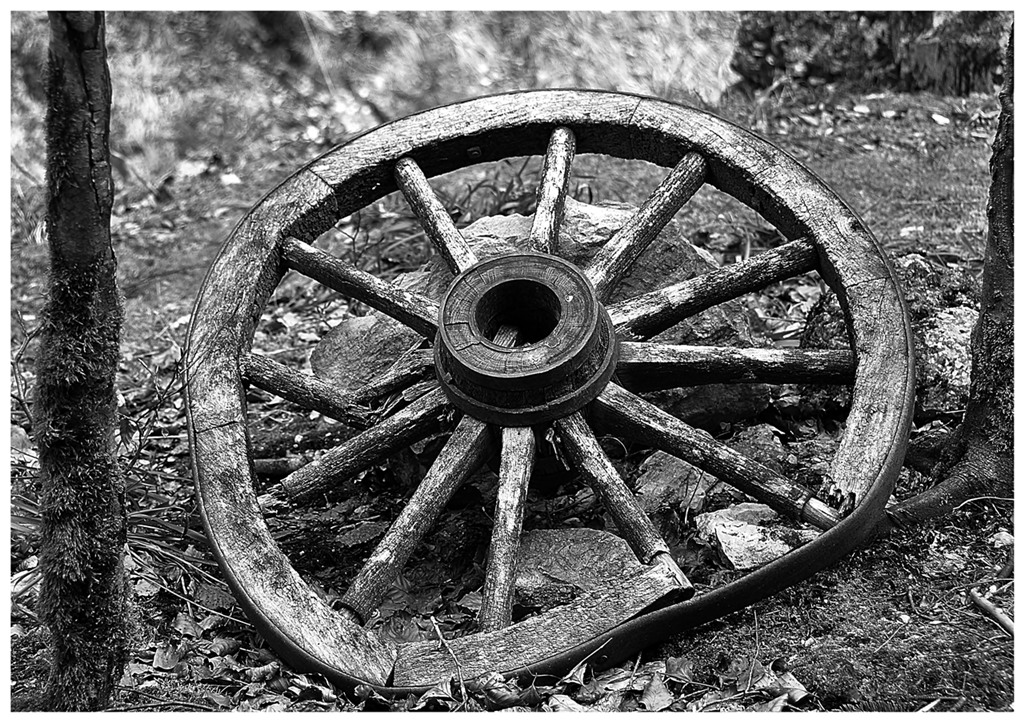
top-left (35, 11), bottom-right (127, 711)
top-left (884, 26), bottom-right (1013, 529)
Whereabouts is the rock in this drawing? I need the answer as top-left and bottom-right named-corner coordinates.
top-left (727, 424), bottom-right (786, 474)
top-left (635, 451), bottom-right (712, 516)
top-left (513, 527), bottom-right (642, 610)
top-left (989, 531), bottom-right (1013, 548)
top-left (801, 253), bottom-right (980, 419)
top-left (695, 503), bottom-right (816, 571)
top-left (309, 314), bottom-right (420, 391)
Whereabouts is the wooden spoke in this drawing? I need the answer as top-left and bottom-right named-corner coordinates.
top-left (340, 415), bottom-right (494, 623)
top-left (241, 353), bottom-right (371, 428)
top-left (555, 412), bottom-right (695, 598)
top-left (585, 152), bottom-right (707, 300)
top-left (609, 238), bottom-right (818, 340)
top-left (394, 156), bottom-right (478, 274)
top-left (529, 127), bottom-right (576, 254)
top-left (261, 387), bottom-right (449, 507)
top-left (478, 426), bottom-right (536, 632)
top-left (280, 237), bottom-right (439, 338)
top-left (616, 343), bottom-right (856, 391)
top-left (349, 348), bottom-right (434, 406)
top-left (593, 383), bottom-right (840, 529)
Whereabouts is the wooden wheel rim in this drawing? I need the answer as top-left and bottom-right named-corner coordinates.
top-left (185, 90), bottom-right (914, 693)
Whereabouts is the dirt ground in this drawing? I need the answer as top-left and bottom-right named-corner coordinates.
top-left (10, 12), bottom-right (1013, 712)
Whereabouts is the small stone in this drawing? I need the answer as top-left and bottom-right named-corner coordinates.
top-left (695, 503), bottom-right (816, 571)
top-left (989, 531), bottom-right (1013, 548)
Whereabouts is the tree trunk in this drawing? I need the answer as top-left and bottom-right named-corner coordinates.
top-left (35, 11), bottom-right (127, 711)
top-left (883, 26), bottom-right (1013, 529)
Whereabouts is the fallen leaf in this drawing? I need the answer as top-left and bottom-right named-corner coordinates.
top-left (639, 672), bottom-right (674, 711)
top-left (171, 611), bottom-right (202, 638)
top-left (546, 693), bottom-right (587, 712)
top-left (246, 661), bottom-right (280, 682)
top-left (751, 693), bottom-right (790, 712)
top-left (134, 576), bottom-right (161, 597)
top-left (203, 691), bottom-right (233, 708)
top-left (194, 582), bottom-right (235, 610)
top-left (354, 683), bottom-right (392, 711)
top-left (931, 113), bottom-right (951, 126)
top-left (412, 679), bottom-right (460, 711)
top-left (777, 670), bottom-right (810, 704)
top-left (665, 655), bottom-right (695, 684)
top-left (203, 637), bottom-right (242, 656)
top-left (152, 641), bottom-right (182, 671)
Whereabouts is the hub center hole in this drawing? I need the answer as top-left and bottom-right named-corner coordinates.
top-left (475, 279), bottom-right (562, 344)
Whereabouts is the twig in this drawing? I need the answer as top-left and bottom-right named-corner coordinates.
top-left (132, 566), bottom-right (252, 627)
top-left (625, 653), bottom-right (642, 691)
top-left (870, 621), bottom-right (905, 654)
top-left (747, 610), bottom-right (761, 693)
top-left (113, 686), bottom-right (216, 712)
top-left (952, 496), bottom-right (1014, 510)
top-left (430, 615), bottom-right (467, 707)
top-left (968, 588), bottom-right (1014, 637)
top-left (699, 689), bottom-right (765, 712)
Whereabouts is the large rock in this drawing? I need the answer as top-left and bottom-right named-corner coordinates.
top-left (310, 314), bottom-right (420, 390)
top-left (800, 253), bottom-right (979, 419)
top-left (635, 451), bottom-right (712, 517)
top-left (312, 198), bottom-right (768, 426)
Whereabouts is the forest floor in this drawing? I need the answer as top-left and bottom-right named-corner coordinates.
top-left (9, 12), bottom-right (1013, 712)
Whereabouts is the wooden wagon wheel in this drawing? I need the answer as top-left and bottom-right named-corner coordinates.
top-left (185, 90), bottom-right (914, 694)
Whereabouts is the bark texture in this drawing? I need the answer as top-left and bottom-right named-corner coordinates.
top-left (886, 27), bottom-right (1014, 528)
top-left (36, 11), bottom-right (127, 711)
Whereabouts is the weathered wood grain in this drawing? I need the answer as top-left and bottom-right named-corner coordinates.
top-left (280, 237), bottom-right (439, 338)
top-left (348, 348), bottom-right (434, 406)
top-left (187, 170), bottom-right (404, 686)
top-left (394, 157), bottom-right (478, 274)
top-left (586, 152), bottom-right (707, 300)
top-left (241, 353), bottom-right (370, 427)
top-left (529, 127), bottom-right (576, 254)
top-left (478, 426), bottom-right (536, 632)
top-left (392, 560), bottom-right (685, 686)
top-left (189, 410), bottom-right (397, 684)
top-left (593, 383), bottom-right (840, 529)
top-left (264, 388), bottom-right (449, 506)
top-left (820, 277), bottom-right (913, 513)
top-left (608, 238), bottom-right (818, 340)
top-left (555, 412), bottom-right (694, 597)
top-left (340, 415), bottom-right (494, 623)
top-left (615, 343), bottom-right (856, 390)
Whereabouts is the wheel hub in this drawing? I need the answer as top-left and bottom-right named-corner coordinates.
top-left (434, 252), bottom-right (617, 426)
